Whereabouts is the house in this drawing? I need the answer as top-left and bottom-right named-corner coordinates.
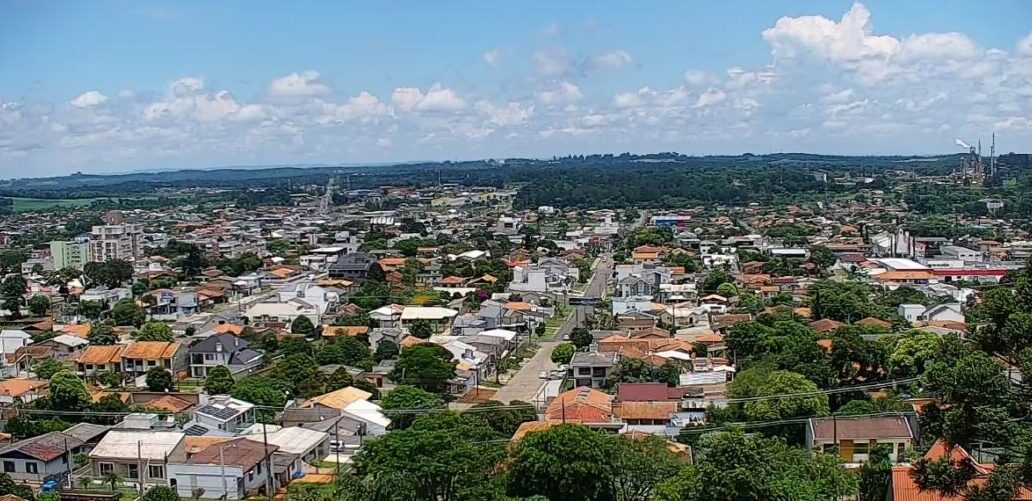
top-left (0, 379), bottom-right (48, 405)
top-left (807, 415), bottom-right (917, 464)
top-left (75, 345), bottom-right (126, 377)
top-left (369, 304), bottom-right (458, 334)
top-left (33, 334), bottom-right (89, 359)
top-left (327, 253), bottom-right (381, 282)
top-left (898, 303), bottom-right (965, 325)
top-left (568, 351), bottom-right (618, 388)
top-left (185, 396), bottom-right (256, 435)
top-left (244, 427), bottom-right (328, 465)
top-left (89, 430), bottom-right (187, 486)
top-left (276, 282), bottom-right (338, 316)
top-left (244, 300), bottom-right (321, 326)
top-left (0, 431), bottom-right (85, 483)
top-left (121, 341), bottom-right (183, 378)
top-left (300, 387), bottom-right (391, 436)
top-left (889, 440), bottom-right (1032, 500)
top-left (0, 331), bottom-right (31, 375)
top-left (545, 387), bottom-right (619, 428)
top-left (187, 334), bottom-right (262, 379)
top-left (169, 438), bottom-right (276, 500)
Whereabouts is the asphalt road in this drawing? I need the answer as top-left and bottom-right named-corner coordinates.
top-left (493, 254), bottom-right (613, 403)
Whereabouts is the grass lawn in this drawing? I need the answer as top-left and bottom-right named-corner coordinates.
top-left (10, 197), bottom-right (107, 212)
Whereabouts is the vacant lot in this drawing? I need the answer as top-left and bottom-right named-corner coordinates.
top-left (10, 197), bottom-right (106, 212)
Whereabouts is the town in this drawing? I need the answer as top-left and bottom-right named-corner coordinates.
top-left (0, 150), bottom-right (1031, 500)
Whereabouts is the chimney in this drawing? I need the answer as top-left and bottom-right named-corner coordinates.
top-left (215, 342), bottom-right (223, 352)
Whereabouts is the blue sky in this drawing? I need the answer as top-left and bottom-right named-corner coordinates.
top-left (1, 1), bottom-right (1031, 177)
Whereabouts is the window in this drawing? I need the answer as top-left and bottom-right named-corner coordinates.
top-left (897, 442), bottom-right (908, 455)
top-left (26, 463), bottom-right (37, 474)
top-left (248, 471), bottom-right (254, 482)
top-left (3, 461), bottom-right (14, 473)
top-left (148, 465), bottom-right (164, 479)
top-left (99, 463), bottom-right (114, 475)
top-left (853, 443), bottom-right (870, 455)
top-left (127, 464), bottom-right (139, 479)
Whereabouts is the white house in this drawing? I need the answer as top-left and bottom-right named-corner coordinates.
top-left (898, 303), bottom-right (965, 325)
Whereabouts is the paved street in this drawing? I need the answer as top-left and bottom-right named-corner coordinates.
top-left (493, 254), bottom-right (613, 403)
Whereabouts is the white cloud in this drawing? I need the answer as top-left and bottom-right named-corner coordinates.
top-left (483, 50), bottom-right (501, 68)
top-left (536, 81), bottom-right (583, 105)
top-left (683, 69), bottom-right (715, 86)
top-left (762, 3), bottom-right (900, 62)
top-left (534, 48), bottom-right (570, 76)
top-left (477, 101), bottom-right (533, 126)
top-left (268, 70), bottom-right (331, 98)
top-left (694, 88), bottom-right (727, 108)
top-left (70, 91), bottom-right (108, 108)
top-left (613, 91), bottom-right (645, 109)
top-left (591, 49), bottom-right (634, 69)
top-left (392, 85), bottom-right (466, 113)
top-left (1018, 30), bottom-right (1032, 56)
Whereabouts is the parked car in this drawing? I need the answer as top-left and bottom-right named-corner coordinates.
top-left (538, 371), bottom-right (548, 379)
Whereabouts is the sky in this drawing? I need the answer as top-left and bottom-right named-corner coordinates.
top-left (1, 1), bottom-right (1031, 178)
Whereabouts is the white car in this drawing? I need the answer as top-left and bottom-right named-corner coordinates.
top-left (538, 371), bottom-right (549, 379)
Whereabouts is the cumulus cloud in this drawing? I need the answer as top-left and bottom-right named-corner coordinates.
top-left (694, 88), bottom-right (727, 108)
top-left (535, 81), bottom-right (583, 105)
top-left (1019, 31), bottom-right (1032, 56)
top-left (591, 49), bottom-right (634, 69)
top-left (477, 101), bottom-right (533, 126)
top-left (70, 91), bottom-right (108, 108)
top-left (268, 70), bottom-right (331, 98)
top-left (534, 48), bottom-right (571, 76)
top-left (392, 84), bottom-right (467, 112)
top-left (483, 50), bottom-right (501, 68)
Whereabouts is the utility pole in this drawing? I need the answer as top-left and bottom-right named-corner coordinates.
top-left (137, 440), bottom-right (144, 498)
top-left (219, 445), bottom-right (228, 501)
top-left (261, 420), bottom-right (274, 496)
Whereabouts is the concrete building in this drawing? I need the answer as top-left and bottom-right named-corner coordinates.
top-left (89, 221), bottom-right (144, 262)
top-left (50, 240), bottom-right (90, 270)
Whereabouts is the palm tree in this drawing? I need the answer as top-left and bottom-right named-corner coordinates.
top-left (104, 472), bottom-right (121, 492)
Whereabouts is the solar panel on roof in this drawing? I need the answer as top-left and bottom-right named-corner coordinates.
top-left (214, 407), bottom-right (239, 420)
top-left (183, 425), bottom-right (207, 436)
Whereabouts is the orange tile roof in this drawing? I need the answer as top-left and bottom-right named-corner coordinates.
top-left (438, 276), bottom-right (465, 285)
top-left (122, 341), bottom-right (179, 360)
top-left (321, 325), bottom-right (370, 338)
top-left (545, 387), bottom-right (614, 423)
top-left (613, 401), bottom-right (679, 421)
top-left (809, 318), bottom-right (846, 333)
top-left (211, 324), bottom-right (244, 335)
top-left (145, 395), bottom-right (195, 413)
top-left (857, 317), bottom-right (892, 329)
top-left (511, 420), bottom-right (577, 441)
top-left (877, 271), bottom-right (935, 281)
top-left (76, 345), bottom-right (126, 364)
top-left (890, 440), bottom-right (1032, 500)
top-left (62, 324), bottom-right (91, 338)
top-left (0, 379), bottom-right (47, 398)
top-left (504, 301), bottom-right (532, 312)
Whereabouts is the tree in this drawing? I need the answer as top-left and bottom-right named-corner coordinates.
top-left (90, 393), bottom-right (130, 425)
top-left (664, 427), bottom-right (856, 500)
top-left (88, 322), bottom-right (117, 345)
top-left (140, 486), bottom-right (180, 501)
top-left (79, 300), bottom-right (104, 320)
top-left (0, 471), bottom-right (37, 500)
top-left (352, 412), bottom-right (504, 501)
top-left (33, 358), bottom-right (65, 380)
top-left (570, 327), bottom-right (593, 350)
top-left (137, 321), bottom-right (174, 342)
top-left (408, 320), bottom-right (433, 339)
top-left (203, 365), bottom-right (235, 395)
top-left (84, 260), bottom-right (133, 289)
top-left (858, 444), bottom-right (893, 501)
top-left (325, 367), bottom-right (355, 392)
top-left (1, 274), bottom-right (26, 319)
top-left (381, 385), bottom-right (445, 429)
top-left (145, 367), bottom-right (174, 392)
top-left (886, 330), bottom-right (942, 377)
top-left (730, 369), bottom-right (829, 422)
top-left (609, 435), bottom-right (684, 501)
top-left (49, 370), bottom-right (92, 411)
top-left (27, 294), bottom-right (51, 316)
top-left (506, 424), bottom-right (617, 501)
top-left (374, 340), bottom-right (399, 362)
top-left (273, 353), bottom-right (323, 397)
top-left (389, 344), bottom-right (457, 394)
top-left (808, 245), bottom-right (839, 270)
top-left (551, 343), bottom-right (576, 364)
top-left (469, 400), bottom-right (537, 437)
top-left (111, 298), bottom-right (145, 327)
top-left (735, 292), bottom-right (765, 315)
top-left (701, 269), bottom-right (733, 293)
top-left (231, 377), bottom-right (291, 413)
top-left (291, 315), bottom-right (316, 336)
top-left (716, 282), bottom-right (739, 297)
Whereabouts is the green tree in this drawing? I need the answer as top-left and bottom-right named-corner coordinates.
top-left (140, 485), bottom-right (181, 501)
top-left (506, 424), bottom-right (617, 501)
top-left (374, 340), bottom-right (399, 362)
top-left (27, 294), bottom-right (51, 316)
top-left (231, 377), bottom-right (291, 414)
top-left (858, 444), bottom-right (893, 501)
top-left (886, 330), bottom-right (942, 377)
top-left (33, 358), bottom-right (65, 380)
top-left (389, 344), bottom-right (457, 394)
top-left (325, 367), bottom-right (355, 392)
top-left (145, 367), bottom-right (175, 392)
top-left (1, 274), bottom-right (26, 319)
top-left (111, 298), bottom-right (145, 327)
top-left (137, 321), bottom-right (174, 342)
top-left (730, 369), bottom-right (829, 421)
top-left (88, 322), bottom-right (117, 345)
top-left (381, 385), bottom-right (445, 429)
top-left (291, 315), bottom-right (316, 336)
top-left (49, 370), bottom-right (92, 411)
top-left (408, 320), bottom-right (434, 339)
top-left (735, 292), bottom-right (765, 315)
top-left (570, 327), bottom-right (593, 350)
top-left (202, 365), bottom-right (235, 395)
top-left (551, 343), bottom-right (576, 364)
top-left (610, 434), bottom-right (684, 501)
top-left (79, 300), bottom-right (104, 320)
top-left (468, 400), bottom-right (537, 437)
top-left (701, 269), bottom-right (733, 293)
top-left (808, 245), bottom-right (839, 270)
top-left (716, 282), bottom-right (739, 297)
top-left (274, 353), bottom-right (323, 397)
top-left (352, 412), bottom-right (504, 501)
